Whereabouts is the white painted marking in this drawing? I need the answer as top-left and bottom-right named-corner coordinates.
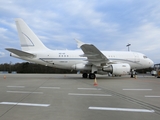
top-left (7, 91), bottom-right (43, 94)
top-left (89, 107), bottom-right (155, 113)
top-left (0, 102), bottom-right (50, 107)
top-left (68, 93), bottom-right (112, 96)
top-left (78, 88), bottom-right (101, 90)
top-left (7, 86), bottom-right (25, 88)
top-left (40, 87), bottom-right (60, 89)
top-left (123, 89), bottom-right (152, 91)
top-left (145, 96), bottom-right (160, 98)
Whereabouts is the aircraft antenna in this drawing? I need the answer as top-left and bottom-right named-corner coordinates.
top-left (126, 44), bottom-right (131, 51)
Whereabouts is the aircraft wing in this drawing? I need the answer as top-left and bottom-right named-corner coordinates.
top-left (76, 40), bottom-right (109, 66)
top-left (5, 48), bottom-right (35, 58)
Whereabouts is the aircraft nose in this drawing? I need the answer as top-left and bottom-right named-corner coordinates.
top-left (149, 59), bottom-right (154, 67)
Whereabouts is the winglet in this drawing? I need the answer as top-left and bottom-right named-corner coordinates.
top-left (75, 39), bottom-right (85, 48)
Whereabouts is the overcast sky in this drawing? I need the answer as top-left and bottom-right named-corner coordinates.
top-left (0, 0), bottom-right (160, 64)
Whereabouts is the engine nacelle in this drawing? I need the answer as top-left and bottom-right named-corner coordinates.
top-left (102, 63), bottom-right (131, 75)
top-left (72, 63), bottom-right (91, 70)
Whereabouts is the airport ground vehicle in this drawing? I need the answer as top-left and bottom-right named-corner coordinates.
top-left (151, 70), bottom-right (157, 76)
top-left (156, 70), bottom-right (160, 78)
top-left (152, 64), bottom-right (160, 78)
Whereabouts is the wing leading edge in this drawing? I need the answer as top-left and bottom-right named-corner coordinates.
top-left (76, 39), bottom-right (109, 66)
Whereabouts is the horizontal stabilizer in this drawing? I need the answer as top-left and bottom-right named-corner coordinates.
top-left (5, 48), bottom-right (35, 58)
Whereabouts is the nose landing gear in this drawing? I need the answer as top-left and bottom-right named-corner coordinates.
top-left (131, 69), bottom-right (137, 78)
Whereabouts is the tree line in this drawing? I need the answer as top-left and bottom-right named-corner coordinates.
top-left (0, 62), bottom-right (153, 74)
top-left (0, 62), bottom-right (76, 74)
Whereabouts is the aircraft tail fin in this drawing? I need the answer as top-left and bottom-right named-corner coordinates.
top-left (15, 18), bottom-right (48, 52)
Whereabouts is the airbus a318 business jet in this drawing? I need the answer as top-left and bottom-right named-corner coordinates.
top-left (6, 18), bottom-right (154, 79)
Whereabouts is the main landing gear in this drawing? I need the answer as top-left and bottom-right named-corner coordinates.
top-left (82, 73), bottom-right (88, 78)
top-left (89, 73), bottom-right (96, 79)
top-left (82, 73), bottom-right (96, 79)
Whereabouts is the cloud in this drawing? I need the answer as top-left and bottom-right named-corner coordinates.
top-left (0, 51), bottom-right (5, 57)
top-left (0, 0), bottom-right (160, 63)
top-left (0, 27), bottom-right (8, 39)
top-left (0, 27), bottom-right (7, 32)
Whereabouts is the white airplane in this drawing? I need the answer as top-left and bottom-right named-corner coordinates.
top-left (6, 18), bottom-right (154, 79)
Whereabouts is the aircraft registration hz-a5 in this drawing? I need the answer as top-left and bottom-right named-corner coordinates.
top-left (6, 18), bottom-right (154, 79)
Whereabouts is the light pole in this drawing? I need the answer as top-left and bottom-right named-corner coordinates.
top-left (126, 44), bottom-right (131, 51)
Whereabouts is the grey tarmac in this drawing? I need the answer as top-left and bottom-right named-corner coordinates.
top-left (0, 74), bottom-right (160, 120)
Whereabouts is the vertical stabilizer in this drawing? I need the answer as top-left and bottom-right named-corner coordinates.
top-left (15, 18), bottom-right (48, 51)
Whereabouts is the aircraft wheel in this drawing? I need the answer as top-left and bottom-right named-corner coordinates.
top-left (82, 73), bottom-right (88, 78)
top-left (89, 73), bottom-right (96, 79)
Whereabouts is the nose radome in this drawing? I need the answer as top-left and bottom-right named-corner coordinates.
top-left (149, 59), bottom-right (154, 67)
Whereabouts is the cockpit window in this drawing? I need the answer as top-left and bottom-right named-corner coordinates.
top-left (143, 56), bottom-right (147, 58)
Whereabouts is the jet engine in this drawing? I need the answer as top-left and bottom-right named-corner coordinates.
top-left (102, 63), bottom-right (131, 75)
top-left (72, 63), bottom-right (91, 70)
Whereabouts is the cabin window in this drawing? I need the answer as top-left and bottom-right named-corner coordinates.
top-left (143, 56), bottom-right (147, 58)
